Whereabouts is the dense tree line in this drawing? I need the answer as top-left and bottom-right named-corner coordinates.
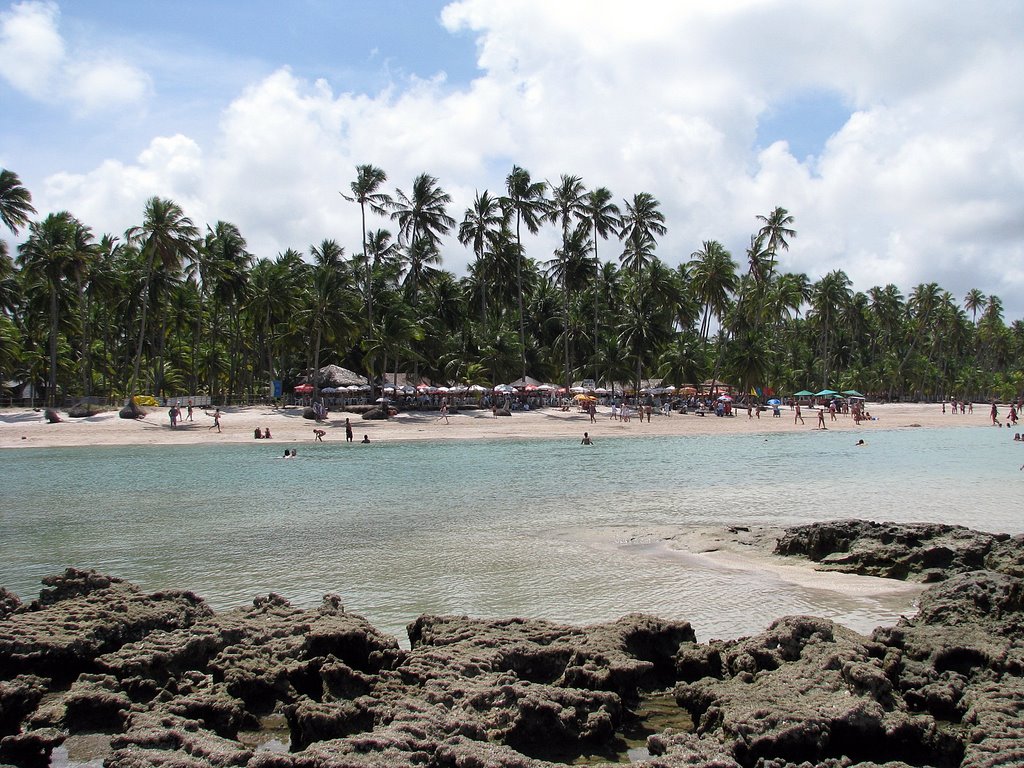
top-left (1, 166), bottom-right (1022, 407)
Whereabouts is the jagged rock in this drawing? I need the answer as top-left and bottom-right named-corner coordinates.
top-left (108, 711), bottom-right (252, 768)
top-left (775, 519), bottom-right (1020, 581)
top-left (119, 400), bottom-right (146, 420)
top-left (62, 674), bottom-right (133, 731)
top-left (0, 727), bottom-right (64, 768)
top-left (0, 590), bottom-right (20, 621)
top-left (673, 615), bottom-right (965, 767)
top-left (67, 403), bottom-right (104, 418)
top-left (1, 536), bottom-right (1023, 768)
top-left (0, 569), bottom-right (211, 681)
top-left (0, 677), bottom-right (48, 736)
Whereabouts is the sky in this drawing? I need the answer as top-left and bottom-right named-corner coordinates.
top-left (2, 0), bottom-right (1023, 319)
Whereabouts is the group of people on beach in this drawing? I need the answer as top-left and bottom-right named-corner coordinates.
top-left (990, 401), bottom-right (1018, 427)
top-left (167, 400), bottom-right (194, 428)
top-left (311, 418), bottom-right (368, 443)
top-left (253, 427), bottom-right (272, 439)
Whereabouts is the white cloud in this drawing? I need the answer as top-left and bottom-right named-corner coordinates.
top-left (0, 0), bottom-right (63, 93)
top-left (25, 0), bottom-right (1024, 316)
top-left (0, 0), bottom-right (151, 115)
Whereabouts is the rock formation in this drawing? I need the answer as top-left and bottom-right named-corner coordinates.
top-left (1, 521), bottom-right (1023, 768)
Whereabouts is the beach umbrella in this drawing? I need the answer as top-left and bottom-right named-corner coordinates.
top-left (594, 387), bottom-right (608, 394)
top-left (842, 389), bottom-right (865, 397)
top-left (468, 384), bottom-right (487, 393)
top-left (321, 387), bottom-right (338, 394)
top-left (815, 389), bottom-right (838, 397)
top-left (767, 398), bottom-right (781, 405)
top-left (793, 390), bottom-right (814, 397)
top-left (294, 383), bottom-right (313, 393)
top-left (717, 394), bottom-right (733, 402)
top-left (570, 386), bottom-right (586, 394)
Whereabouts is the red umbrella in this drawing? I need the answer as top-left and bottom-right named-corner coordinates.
top-left (294, 383), bottom-right (313, 393)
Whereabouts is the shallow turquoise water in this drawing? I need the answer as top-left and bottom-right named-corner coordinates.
top-left (2, 425), bottom-right (1020, 642)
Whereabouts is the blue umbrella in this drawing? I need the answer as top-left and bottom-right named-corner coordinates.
top-left (767, 398), bottom-right (781, 406)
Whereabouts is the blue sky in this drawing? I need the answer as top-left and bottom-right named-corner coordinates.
top-left (2, 1), bottom-right (1023, 318)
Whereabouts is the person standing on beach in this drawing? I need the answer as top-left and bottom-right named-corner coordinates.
top-left (817, 409), bottom-right (826, 430)
top-left (185, 400), bottom-right (193, 421)
top-left (439, 401), bottom-right (450, 424)
top-left (345, 418), bottom-right (353, 442)
top-left (794, 403), bottom-right (804, 424)
top-left (991, 401), bottom-right (1000, 426)
top-left (207, 408), bottom-right (222, 432)
top-left (168, 405), bottom-right (178, 428)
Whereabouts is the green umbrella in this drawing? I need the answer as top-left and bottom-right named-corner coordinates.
top-left (842, 389), bottom-right (865, 397)
top-left (815, 389), bottom-right (838, 397)
top-left (793, 390), bottom-right (814, 397)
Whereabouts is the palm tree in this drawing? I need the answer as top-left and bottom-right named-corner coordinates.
top-left (124, 197), bottom-right (199, 397)
top-left (203, 221), bottom-right (251, 399)
top-left (619, 192), bottom-right (667, 279)
top-left (390, 173), bottom-right (454, 313)
top-left (17, 212), bottom-right (92, 405)
top-left (688, 241), bottom-right (738, 341)
top-left (304, 240), bottom-right (356, 402)
top-left (964, 288), bottom-right (986, 325)
top-left (581, 187), bottom-right (620, 381)
top-left (0, 169), bottom-right (36, 234)
top-left (458, 190), bottom-right (505, 321)
top-left (342, 165), bottom-right (391, 327)
top-left (503, 166), bottom-right (548, 381)
top-left (808, 270), bottom-right (852, 388)
top-left (755, 206), bottom-right (797, 276)
top-left (247, 253), bottom-right (304, 392)
top-left (544, 175), bottom-right (588, 391)
top-left (390, 173), bottom-right (454, 253)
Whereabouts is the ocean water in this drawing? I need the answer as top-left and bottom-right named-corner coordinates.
top-left (2, 425), bottom-right (1020, 643)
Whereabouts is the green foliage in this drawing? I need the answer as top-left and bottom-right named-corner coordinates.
top-left (0, 168), bottom-right (1020, 406)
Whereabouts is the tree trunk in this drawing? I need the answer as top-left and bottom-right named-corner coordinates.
top-left (48, 284), bottom-right (59, 407)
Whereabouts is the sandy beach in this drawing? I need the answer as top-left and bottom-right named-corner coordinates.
top-left (0, 400), bottom-right (990, 450)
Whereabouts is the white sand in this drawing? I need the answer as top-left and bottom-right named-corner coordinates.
top-left (0, 401), bottom-right (984, 450)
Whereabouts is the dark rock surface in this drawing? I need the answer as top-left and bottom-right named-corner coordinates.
top-left (2, 523), bottom-right (1024, 768)
top-left (118, 401), bottom-right (146, 420)
top-left (775, 519), bottom-right (1024, 581)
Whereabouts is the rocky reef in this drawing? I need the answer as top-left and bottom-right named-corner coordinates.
top-left (1, 520), bottom-right (1023, 768)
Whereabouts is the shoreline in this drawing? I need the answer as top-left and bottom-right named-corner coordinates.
top-left (0, 401), bottom-right (994, 450)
